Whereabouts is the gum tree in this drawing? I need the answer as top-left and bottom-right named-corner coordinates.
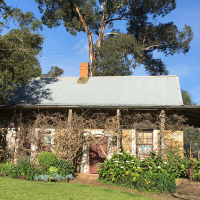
top-left (35, 0), bottom-right (193, 76)
top-left (0, 1), bottom-right (44, 102)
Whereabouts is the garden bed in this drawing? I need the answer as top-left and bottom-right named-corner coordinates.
top-left (98, 150), bottom-right (200, 195)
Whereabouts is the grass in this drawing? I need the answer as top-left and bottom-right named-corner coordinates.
top-left (0, 177), bottom-right (157, 200)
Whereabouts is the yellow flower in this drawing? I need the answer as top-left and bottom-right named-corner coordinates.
top-left (145, 179), bottom-right (146, 181)
top-left (137, 174), bottom-right (139, 177)
top-left (133, 177), bottom-right (136, 181)
top-left (126, 171), bottom-right (129, 175)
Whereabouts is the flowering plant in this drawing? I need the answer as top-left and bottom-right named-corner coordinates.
top-left (98, 150), bottom-right (176, 194)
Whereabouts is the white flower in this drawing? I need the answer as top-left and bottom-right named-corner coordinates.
top-left (163, 162), bottom-right (167, 164)
top-left (120, 166), bottom-right (125, 168)
top-left (137, 167), bottom-right (140, 168)
top-left (126, 161), bottom-right (129, 163)
top-left (118, 153), bottom-right (123, 155)
top-left (158, 166), bottom-right (161, 169)
top-left (149, 166), bottom-right (152, 169)
top-left (114, 161), bottom-right (119, 163)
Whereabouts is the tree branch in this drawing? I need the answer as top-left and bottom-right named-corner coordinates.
top-left (107, 12), bottom-right (129, 23)
top-left (145, 44), bottom-right (159, 50)
top-left (106, 0), bottom-right (130, 21)
top-left (74, 4), bottom-right (90, 35)
top-left (103, 32), bottom-right (120, 38)
top-left (99, 0), bottom-right (104, 10)
top-left (144, 42), bottom-right (167, 51)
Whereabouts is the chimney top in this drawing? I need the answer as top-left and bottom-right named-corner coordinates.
top-left (77, 62), bottom-right (90, 84)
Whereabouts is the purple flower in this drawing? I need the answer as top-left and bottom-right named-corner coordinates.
top-left (146, 120), bottom-right (150, 124)
top-left (10, 122), bottom-right (14, 127)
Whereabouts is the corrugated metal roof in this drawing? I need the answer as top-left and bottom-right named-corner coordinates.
top-left (8, 75), bottom-right (183, 107)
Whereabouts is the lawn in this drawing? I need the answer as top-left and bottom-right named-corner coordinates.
top-left (0, 177), bottom-right (156, 200)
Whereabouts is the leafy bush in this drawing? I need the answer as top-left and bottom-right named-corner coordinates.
top-left (0, 156), bottom-right (75, 182)
top-left (17, 157), bottom-right (39, 180)
top-left (50, 159), bottom-right (74, 176)
top-left (0, 161), bottom-right (19, 178)
top-left (193, 161), bottom-right (200, 182)
top-left (0, 158), bottom-right (40, 180)
top-left (98, 151), bottom-right (176, 194)
top-left (38, 152), bottom-right (58, 167)
top-left (164, 147), bottom-right (200, 182)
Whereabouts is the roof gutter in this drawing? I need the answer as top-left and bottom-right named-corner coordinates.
top-left (1, 104), bottom-right (200, 110)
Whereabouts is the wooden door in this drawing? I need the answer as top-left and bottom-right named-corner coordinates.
top-left (89, 139), bottom-right (108, 174)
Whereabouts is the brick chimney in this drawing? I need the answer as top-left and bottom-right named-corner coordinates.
top-left (77, 62), bottom-right (90, 84)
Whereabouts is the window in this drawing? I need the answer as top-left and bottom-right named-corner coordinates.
top-left (136, 129), bottom-right (153, 160)
top-left (36, 130), bottom-right (53, 152)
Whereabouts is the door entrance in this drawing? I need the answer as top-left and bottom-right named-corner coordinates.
top-left (89, 139), bottom-right (108, 174)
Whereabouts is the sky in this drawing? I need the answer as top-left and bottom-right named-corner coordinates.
top-left (3, 0), bottom-right (200, 105)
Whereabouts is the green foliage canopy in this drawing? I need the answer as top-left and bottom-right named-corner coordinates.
top-left (35, 0), bottom-right (193, 76)
top-left (181, 89), bottom-right (196, 106)
top-left (0, 2), bottom-right (44, 102)
top-left (41, 66), bottom-right (64, 77)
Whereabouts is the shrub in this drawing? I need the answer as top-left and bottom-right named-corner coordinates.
top-left (50, 159), bottom-right (74, 176)
top-left (38, 152), bottom-right (58, 167)
top-left (98, 150), bottom-right (176, 194)
top-left (0, 162), bottom-right (19, 178)
top-left (17, 157), bottom-right (33, 176)
top-left (0, 158), bottom-right (40, 180)
top-left (17, 157), bottom-right (40, 180)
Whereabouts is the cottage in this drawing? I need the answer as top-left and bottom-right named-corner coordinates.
top-left (0, 62), bottom-right (200, 173)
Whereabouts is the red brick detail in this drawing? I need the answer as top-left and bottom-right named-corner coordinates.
top-left (80, 62), bottom-right (90, 77)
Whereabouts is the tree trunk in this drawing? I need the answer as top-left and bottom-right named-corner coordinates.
top-left (97, 19), bottom-right (106, 48)
top-left (75, 4), bottom-right (95, 75)
top-left (159, 110), bottom-right (165, 159)
top-left (190, 142), bottom-right (192, 159)
top-left (88, 33), bottom-right (94, 75)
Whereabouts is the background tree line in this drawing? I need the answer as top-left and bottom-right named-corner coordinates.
top-left (0, 0), bottom-right (194, 102)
